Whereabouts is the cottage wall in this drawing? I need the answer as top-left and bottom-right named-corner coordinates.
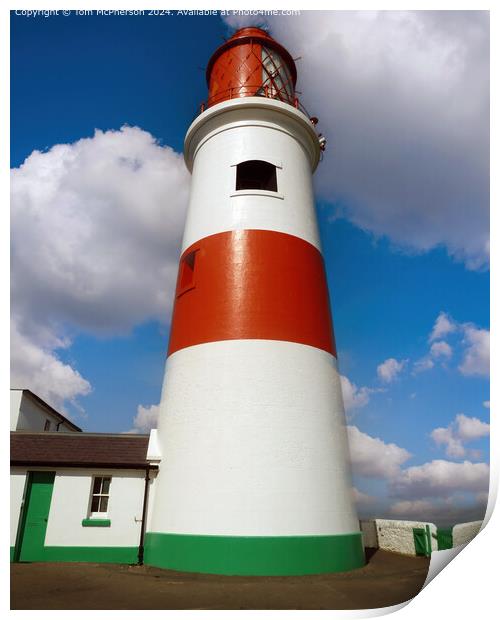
top-left (10, 468), bottom-right (26, 555)
top-left (45, 469), bottom-right (144, 547)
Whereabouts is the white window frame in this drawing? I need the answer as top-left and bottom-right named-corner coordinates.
top-left (89, 475), bottom-right (111, 519)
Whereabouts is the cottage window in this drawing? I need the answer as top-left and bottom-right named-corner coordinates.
top-left (90, 476), bottom-right (111, 515)
top-left (44, 419), bottom-right (51, 431)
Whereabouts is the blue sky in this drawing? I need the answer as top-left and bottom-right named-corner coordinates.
top-left (10, 11), bottom-right (489, 525)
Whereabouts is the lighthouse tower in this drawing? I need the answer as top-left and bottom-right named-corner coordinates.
top-left (145, 27), bottom-right (364, 575)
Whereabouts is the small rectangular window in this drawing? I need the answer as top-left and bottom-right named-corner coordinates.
top-left (90, 476), bottom-right (111, 515)
top-left (44, 420), bottom-right (51, 431)
top-left (236, 160), bottom-right (277, 192)
top-left (177, 250), bottom-right (197, 297)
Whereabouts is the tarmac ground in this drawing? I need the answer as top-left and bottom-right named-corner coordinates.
top-left (10, 548), bottom-right (430, 610)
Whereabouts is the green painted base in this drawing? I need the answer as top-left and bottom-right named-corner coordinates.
top-left (12, 546), bottom-right (138, 564)
top-left (144, 532), bottom-right (365, 575)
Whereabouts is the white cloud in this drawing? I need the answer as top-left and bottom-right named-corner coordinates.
top-left (377, 358), bottom-right (407, 383)
top-left (347, 425), bottom-right (412, 479)
top-left (430, 340), bottom-right (453, 359)
top-left (412, 337), bottom-right (452, 376)
top-left (390, 459), bottom-right (490, 499)
top-left (11, 127), bottom-right (189, 412)
top-left (224, 12), bottom-right (489, 269)
top-left (429, 312), bottom-right (457, 342)
top-left (340, 374), bottom-right (372, 413)
top-left (11, 126), bottom-right (189, 336)
top-left (414, 313), bottom-right (489, 377)
top-left (483, 400), bottom-right (490, 408)
top-left (347, 423), bottom-right (489, 520)
top-left (10, 318), bottom-right (91, 413)
top-left (459, 325), bottom-right (490, 377)
top-left (412, 357), bottom-right (435, 374)
top-left (389, 496), bottom-right (487, 524)
top-left (467, 449), bottom-right (483, 461)
top-left (455, 413), bottom-right (490, 441)
top-left (129, 403), bottom-right (160, 434)
top-left (351, 487), bottom-right (375, 506)
top-left (431, 413), bottom-right (489, 459)
top-left (476, 491), bottom-right (489, 504)
top-left (390, 499), bottom-right (435, 517)
top-left (431, 426), bottom-right (466, 459)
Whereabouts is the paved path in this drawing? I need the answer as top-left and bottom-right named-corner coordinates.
top-left (11, 549), bottom-right (430, 610)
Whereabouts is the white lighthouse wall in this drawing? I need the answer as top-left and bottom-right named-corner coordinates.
top-left (150, 339), bottom-right (359, 537)
top-left (182, 115), bottom-right (321, 253)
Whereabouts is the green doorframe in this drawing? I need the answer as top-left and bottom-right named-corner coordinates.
top-left (425, 524), bottom-right (433, 556)
top-left (13, 471), bottom-right (56, 562)
top-left (412, 526), bottom-right (433, 557)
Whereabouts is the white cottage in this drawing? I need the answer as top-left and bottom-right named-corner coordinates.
top-left (11, 389), bottom-right (82, 433)
top-left (10, 422), bottom-right (159, 564)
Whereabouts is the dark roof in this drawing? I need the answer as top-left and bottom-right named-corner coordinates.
top-left (10, 432), bottom-right (156, 470)
top-left (18, 389), bottom-right (83, 432)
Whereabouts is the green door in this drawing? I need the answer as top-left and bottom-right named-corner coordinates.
top-left (437, 527), bottom-right (453, 550)
top-left (17, 472), bottom-right (55, 562)
top-left (413, 527), bottom-right (431, 557)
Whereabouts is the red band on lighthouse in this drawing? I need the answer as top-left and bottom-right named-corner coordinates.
top-left (168, 229), bottom-right (337, 357)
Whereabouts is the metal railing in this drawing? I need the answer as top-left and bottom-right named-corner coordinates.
top-left (191, 86), bottom-right (325, 153)
top-left (198, 85), bottom-right (310, 117)
top-left (203, 85), bottom-right (296, 108)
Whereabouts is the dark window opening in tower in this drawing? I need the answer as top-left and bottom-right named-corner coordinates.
top-left (177, 250), bottom-right (197, 296)
top-left (236, 160), bottom-right (278, 192)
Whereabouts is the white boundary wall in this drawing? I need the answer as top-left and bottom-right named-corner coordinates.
top-left (359, 519), bottom-right (378, 548)
top-left (453, 521), bottom-right (482, 547)
top-left (360, 519), bottom-right (438, 555)
top-left (377, 519), bottom-right (438, 555)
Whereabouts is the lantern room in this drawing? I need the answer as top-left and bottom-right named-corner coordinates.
top-left (205, 27), bottom-right (298, 108)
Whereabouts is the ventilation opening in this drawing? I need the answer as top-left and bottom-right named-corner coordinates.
top-left (236, 160), bottom-right (277, 192)
top-left (177, 250), bottom-right (197, 297)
